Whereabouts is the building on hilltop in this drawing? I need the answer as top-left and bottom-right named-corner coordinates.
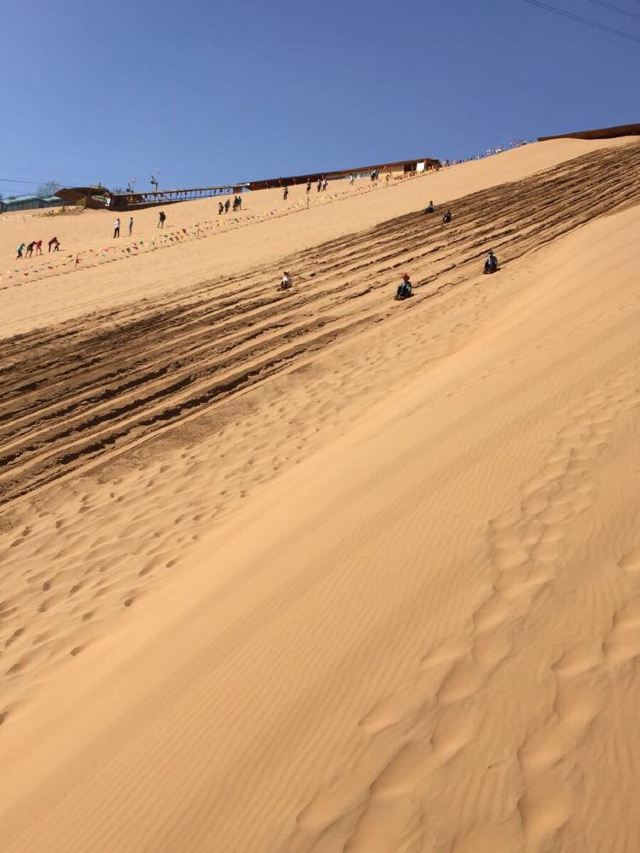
top-left (0, 195), bottom-right (64, 213)
top-left (56, 155), bottom-right (441, 212)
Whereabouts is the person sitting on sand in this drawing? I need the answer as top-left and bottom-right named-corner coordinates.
top-left (424, 200), bottom-right (435, 214)
top-left (484, 249), bottom-right (499, 274)
top-left (48, 236), bottom-right (60, 252)
top-left (279, 271), bottom-right (292, 290)
top-left (442, 208), bottom-right (452, 224)
top-left (396, 272), bottom-right (413, 300)
top-left (16, 243), bottom-right (25, 259)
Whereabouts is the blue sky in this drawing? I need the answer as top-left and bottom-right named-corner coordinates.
top-left (1, 0), bottom-right (638, 196)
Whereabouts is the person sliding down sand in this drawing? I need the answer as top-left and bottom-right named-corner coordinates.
top-left (442, 208), bottom-right (452, 224)
top-left (424, 200), bottom-right (435, 214)
top-left (484, 249), bottom-right (499, 274)
top-left (395, 272), bottom-right (413, 300)
top-left (279, 271), bottom-right (292, 290)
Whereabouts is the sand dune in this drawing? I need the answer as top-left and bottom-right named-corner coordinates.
top-left (0, 135), bottom-right (634, 337)
top-left (2, 136), bottom-right (640, 852)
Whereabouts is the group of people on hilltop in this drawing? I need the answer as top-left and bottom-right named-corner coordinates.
top-left (16, 236), bottom-right (60, 258)
top-left (218, 196), bottom-right (242, 215)
top-left (112, 210), bottom-right (165, 238)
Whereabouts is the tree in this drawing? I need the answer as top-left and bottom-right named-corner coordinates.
top-left (36, 180), bottom-right (61, 198)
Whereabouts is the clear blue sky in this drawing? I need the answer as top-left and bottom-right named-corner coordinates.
top-left (1, 0), bottom-right (638, 196)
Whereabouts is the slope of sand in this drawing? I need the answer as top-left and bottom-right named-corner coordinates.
top-left (0, 135), bottom-right (634, 337)
top-left (2, 137), bottom-right (640, 852)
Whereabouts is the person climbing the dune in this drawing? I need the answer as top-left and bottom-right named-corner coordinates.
top-left (48, 236), bottom-right (60, 252)
top-left (442, 208), bottom-right (452, 224)
top-left (395, 272), bottom-right (413, 300)
top-left (16, 242), bottom-right (25, 259)
top-left (113, 218), bottom-right (120, 238)
top-left (158, 210), bottom-right (166, 229)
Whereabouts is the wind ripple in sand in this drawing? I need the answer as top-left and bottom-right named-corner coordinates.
top-left (292, 369), bottom-right (640, 853)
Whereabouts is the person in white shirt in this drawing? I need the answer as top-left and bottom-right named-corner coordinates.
top-left (279, 271), bottom-right (292, 290)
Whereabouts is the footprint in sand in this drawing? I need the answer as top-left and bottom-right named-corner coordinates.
top-left (604, 597), bottom-right (640, 664)
top-left (618, 546), bottom-right (640, 575)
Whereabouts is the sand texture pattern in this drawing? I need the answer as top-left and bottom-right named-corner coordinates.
top-left (1, 136), bottom-right (640, 853)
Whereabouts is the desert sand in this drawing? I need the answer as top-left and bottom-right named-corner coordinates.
top-left (1, 135), bottom-right (640, 852)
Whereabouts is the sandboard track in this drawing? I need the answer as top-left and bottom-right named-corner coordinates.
top-left (1, 142), bottom-right (640, 507)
